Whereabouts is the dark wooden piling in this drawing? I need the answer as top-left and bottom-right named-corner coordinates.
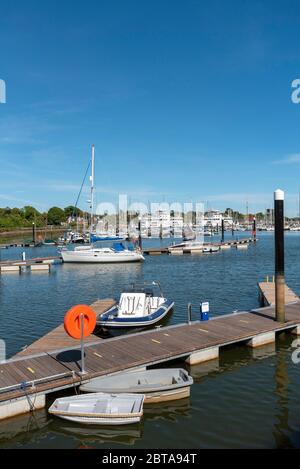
top-left (274, 189), bottom-right (285, 322)
top-left (221, 219), bottom-right (225, 243)
top-left (32, 222), bottom-right (36, 246)
top-left (252, 217), bottom-right (257, 242)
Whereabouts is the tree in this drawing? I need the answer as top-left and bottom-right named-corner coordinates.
top-left (255, 212), bottom-right (265, 221)
top-left (64, 206), bottom-right (83, 219)
top-left (47, 207), bottom-right (65, 225)
top-left (23, 206), bottom-right (41, 221)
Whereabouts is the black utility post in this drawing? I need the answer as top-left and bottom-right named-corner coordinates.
top-left (138, 218), bottom-right (142, 250)
top-left (221, 219), bottom-right (225, 244)
top-left (274, 189), bottom-right (285, 323)
top-left (252, 216), bottom-right (257, 242)
top-left (32, 222), bottom-right (36, 246)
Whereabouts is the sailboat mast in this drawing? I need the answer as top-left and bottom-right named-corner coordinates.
top-left (90, 145), bottom-right (95, 232)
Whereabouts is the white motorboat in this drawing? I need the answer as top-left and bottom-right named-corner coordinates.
top-left (80, 368), bottom-right (193, 403)
top-left (48, 393), bottom-right (144, 426)
top-left (97, 282), bottom-right (174, 328)
top-left (168, 241), bottom-right (204, 253)
top-left (202, 245), bottom-right (220, 253)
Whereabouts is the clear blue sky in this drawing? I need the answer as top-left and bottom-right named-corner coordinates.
top-left (1, 0), bottom-right (300, 215)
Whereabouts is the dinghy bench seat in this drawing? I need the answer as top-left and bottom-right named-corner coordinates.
top-left (94, 402), bottom-right (109, 414)
top-left (102, 401), bottom-right (136, 415)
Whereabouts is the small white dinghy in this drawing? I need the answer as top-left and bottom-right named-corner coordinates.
top-left (48, 393), bottom-right (144, 426)
top-left (80, 369), bottom-right (193, 403)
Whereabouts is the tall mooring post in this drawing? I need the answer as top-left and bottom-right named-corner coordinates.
top-left (221, 219), bottom-right (225, 243)
top-left (32, 222), bottom-right (36, 245)
top-left (274, 189), bottom-right (285, 323)
top-left (138, 218), bottom-right (142, 250)
top-left (252, 216), bottom-right (257, 242)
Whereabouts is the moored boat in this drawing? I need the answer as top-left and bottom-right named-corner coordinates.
top-left (61, 243), bottom-right (144, 263)
top-left (97, 282), bottom-right (174, 328)
top-left (80, 368), bottom-right (193, 403)
top-left (202, 244), bottom-right (220, 253)
top-left (168, 241), bottom-right (204, 253)
top-left (48, 393), bottom-right (145, 426)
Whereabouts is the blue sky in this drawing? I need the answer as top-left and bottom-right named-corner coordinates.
top-left (1, 0), bottom-right (300, 215)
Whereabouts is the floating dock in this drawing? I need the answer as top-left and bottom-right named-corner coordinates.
top-left (143, 238), bottom-right (254, 255)
top-left (16, 299), bottom-right (116, 357)
top-left (0, 256), bottom-right (62, 267)
top-left (0, 282), bottom-right (299, 420)
top-left (258, 279), bottom-right (299, 306)
top-left (0, 256), bottom-right (62, 273)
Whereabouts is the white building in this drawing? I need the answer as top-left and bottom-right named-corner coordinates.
top-left (204, 210), bottom-right (233, 229)
top-left (141, 210), bottom-right (184, 237)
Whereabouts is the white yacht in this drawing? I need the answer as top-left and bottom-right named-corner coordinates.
top-left (61, 244), bottom-right (144, 263)
top-left (60, 146), bottom-right (144, 264)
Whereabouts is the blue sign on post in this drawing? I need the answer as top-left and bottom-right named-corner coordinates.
top-left (200, 302), bottom-right (210, 321)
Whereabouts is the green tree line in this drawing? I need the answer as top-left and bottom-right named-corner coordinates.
top-left (0, 206), bottom-right (85, 229)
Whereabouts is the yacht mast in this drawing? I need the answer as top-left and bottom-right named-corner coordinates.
top-left (90, 145), bottom-right (95, 235)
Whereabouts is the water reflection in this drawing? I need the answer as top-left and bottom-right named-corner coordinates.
top-left (187, 359), bottom-right (219, 382)
top-left (53, 421), bottom-right (143, 447)
top-left (0, 409), bottom-right (49, 445)
top-left (273, 340), bottom-right (293, 448)
top-left (143, 398), bottom-right (191, 423)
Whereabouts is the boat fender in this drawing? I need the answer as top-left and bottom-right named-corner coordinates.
top-left (64, 304), bottom-right (97, 339)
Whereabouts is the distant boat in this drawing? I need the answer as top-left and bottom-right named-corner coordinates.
top-left (203, 245), bottom-right (220, 253)
top-left (48, 393), bottom-right (145, 426)
top-left (42, 239), bottom-right (56, 246)
top-left (90, 234), bottom-right (125, 243)
top-left (168, 241), bottom-right (204, 252)
top-left (58, 230), bottom-right (87, 244)
top-left (182, 224), bottom-right (196, 241)
top-left (97, 282), bottom-right (174, 328)
top-left (80, 368), bottom-right (193, 403)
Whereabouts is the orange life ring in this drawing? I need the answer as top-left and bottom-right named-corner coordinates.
top-left (64, 305), bottom-right (97, 339)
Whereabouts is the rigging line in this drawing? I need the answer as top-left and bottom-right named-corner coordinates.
top-left (72, 159), bottom-right (91, 220)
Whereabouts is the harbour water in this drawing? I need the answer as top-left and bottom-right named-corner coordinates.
top-left (0, 232), bottom-right (300, 448)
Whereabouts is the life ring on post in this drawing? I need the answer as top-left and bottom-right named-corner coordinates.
top-left (64, 305), bottom-right (97, 339)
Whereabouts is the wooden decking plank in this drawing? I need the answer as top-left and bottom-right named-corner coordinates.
top-left (258, 281), bottom-right (299, 306)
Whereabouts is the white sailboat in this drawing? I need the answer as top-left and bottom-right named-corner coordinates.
top-left (61, 146), bottom-right (144, 264)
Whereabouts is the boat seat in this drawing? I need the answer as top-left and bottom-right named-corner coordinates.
top-left (119, 293), bottom-right (146, 317)
top-left (94, 402), bottom-right (109, 413)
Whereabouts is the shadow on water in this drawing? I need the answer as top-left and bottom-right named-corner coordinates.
top-left (0, 409), bottom-right (49, 447)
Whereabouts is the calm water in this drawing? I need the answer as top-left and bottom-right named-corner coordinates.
top-left (0, 232), bottom-right (300, 448)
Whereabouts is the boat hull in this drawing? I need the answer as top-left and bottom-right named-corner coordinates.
top-left (61, 250), bottom-right (144, 263)
top-left (97, 300), bottom-right (174, 328)
top-left (143, 386), bottom-right (190, 403)
top-left (80, 368), bottom-right (193, 404)
top-left (53, 414), bottom-right (141, 425)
